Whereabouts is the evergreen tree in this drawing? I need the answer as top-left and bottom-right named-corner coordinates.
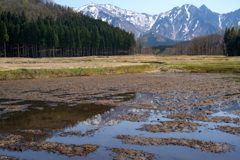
top-left (0, 21), bottom-right (9, 57)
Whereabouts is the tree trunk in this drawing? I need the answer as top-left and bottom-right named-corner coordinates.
top-left (4, 43), bottom-right (6, 57)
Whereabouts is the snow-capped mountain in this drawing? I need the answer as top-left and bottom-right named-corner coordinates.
top-left (151, 4), bottom-right (220, 40)
top-left (74, 3), bottom-right (158, 38)
top-left (75, 3), bottom-right (240, 41)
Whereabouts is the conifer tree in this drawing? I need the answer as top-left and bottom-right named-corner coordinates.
top-left (0, 21), bottom-right (9, 57)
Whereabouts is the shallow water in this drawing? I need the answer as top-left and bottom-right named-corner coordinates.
top-left (1, 88), bottom-right (240, 159)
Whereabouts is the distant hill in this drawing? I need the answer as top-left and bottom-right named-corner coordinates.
top-left (140, 31), bottom-right (178, 46)
top-left (0, 0), bottom-right (75, 20)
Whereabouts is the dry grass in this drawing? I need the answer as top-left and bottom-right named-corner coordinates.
top-left (0, 57), bottom-right (147, 71)
top-left (1, 55), bottom-right (240, 80)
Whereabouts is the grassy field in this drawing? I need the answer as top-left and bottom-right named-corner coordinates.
top-left (1, 55), bottom-right (240, 80)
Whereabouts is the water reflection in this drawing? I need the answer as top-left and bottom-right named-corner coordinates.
top-left (0, 99), bottom-right (114, 141)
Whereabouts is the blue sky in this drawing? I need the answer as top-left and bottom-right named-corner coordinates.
top-left (53, 0), bottom-right (240, 15)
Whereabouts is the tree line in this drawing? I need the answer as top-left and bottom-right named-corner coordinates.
top-left (154, 34), bottom-right (224, 55)
top-left (0, 1), bottom-right (135, 57)
top-left (153, 27), bottom-right (240, 56)
top-left (224, 27), bottom-right (240, 56)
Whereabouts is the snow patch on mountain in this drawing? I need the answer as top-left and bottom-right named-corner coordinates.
top-left (185, 4), bottom-right (191, 21)
top-left (219, 15), bottom-right (222, 29)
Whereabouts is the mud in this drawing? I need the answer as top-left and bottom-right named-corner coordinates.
top-left (117, 112), bottom-right (150, 122)
top-left (230, 110), bottom-right (240, 115)
top-left (167, 113), bottom-right (240, 124)
top-left (59, 129), bottom-right (99, 137)
top-left (137, 121), bottom-right (203, 133)
top-left (0, 134), bottom-right (98, 157)
top-left (116, 135), bottom-right (233, 153)
top-left (109, 148), bottom-right (155, 160)
top-left (0, 105), bottom-right (29, 112)
top-left (217, 125), bottom-right (240, 135)
top-left (0, 155), bottom-right (17, 160)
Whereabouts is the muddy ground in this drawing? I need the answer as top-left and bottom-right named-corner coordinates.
top-left (1, 73), bottom-right (240, 159)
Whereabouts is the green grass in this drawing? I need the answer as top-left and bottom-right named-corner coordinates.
top-left (0, 64), bottom-right (160, 80)
top-left (221, 77), bottom-right (240, 82)
top-left (181, 64), bottom-right (240, 73)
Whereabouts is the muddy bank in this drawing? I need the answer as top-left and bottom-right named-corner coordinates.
top-left (109, 148), bottom-right (155, 160)
top-left (117, 112), bottom-right (150, 122)
top-left (137, 121), bottom-right (203, 133)
top-left (167, 113), bottom-right (240, 124)
top-left (0, 155), bottom-right (17, 160)
top-left (116, 135), bottom-right (233, 153)
top-left (0, 134), bottom-right (99, 157)
top-left (217, 125), bottom-right (240, 135)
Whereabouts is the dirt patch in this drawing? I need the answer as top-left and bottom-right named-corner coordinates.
top-left (167, 113), bottom-right (240, 124)
top-left (117, 112), bottom-right (150, 122)
top-left (137, 121), bottom-right (203, 133)
top-left (217, 125), bottom-right (240, 135)
top-left (1, 105), bottom-right (30, 112)
top-left (230, 110), bottom-right (240, 116)
top-left (109, 148), bottom-right (155, 160)
top-left (59, 129), bottom-right (99, 137)
top-left (26, 142), bottom-right (98, 157)
top-left (0, 134), bottom-right (99, 157)
top-left (0, 155), bottom-right (17, 160)
top-left (116, 135), bottom-right (233, 153)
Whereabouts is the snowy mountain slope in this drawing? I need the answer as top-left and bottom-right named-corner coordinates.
top-left (151, 4), bottom-right (219, 40)
top-left (74, 3), bottom-right (158, 38)
top-left (74, 3), bottom-right (240, 41)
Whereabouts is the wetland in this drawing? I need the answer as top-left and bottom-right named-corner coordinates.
top-left (1, 72), bottom-right (240, 159)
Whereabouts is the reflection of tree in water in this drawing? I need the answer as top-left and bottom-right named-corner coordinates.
top-left (0, 99), bottom-right (114, 141)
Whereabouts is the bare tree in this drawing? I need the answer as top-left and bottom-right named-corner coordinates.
top-left (137, 38), bottom-right (146, 54)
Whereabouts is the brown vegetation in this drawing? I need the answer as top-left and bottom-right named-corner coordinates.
top-left (0, 134), bottom-right (99, 157)
top-left (217, 126), bottom-right (240, 135)
top-left (116, 135), bottom-right (233, 153)
top-left (167, 113), bottom-right (240, 124)
top-left (137, 121), bottom-right (203, 133)
top-left (109, 148), bottom-right (155, 160)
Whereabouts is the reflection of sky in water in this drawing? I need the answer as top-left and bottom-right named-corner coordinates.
top-left (212, 111), bottom-right (240, 118)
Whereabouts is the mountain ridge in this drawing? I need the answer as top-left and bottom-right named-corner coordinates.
top-left (74, 3), bottom-right (240, 42)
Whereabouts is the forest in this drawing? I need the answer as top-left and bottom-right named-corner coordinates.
top-left (152, 27), bottom-right (240, 56)
top-left (0, 0), bottom-right (135, 57)
top-left (224, 27), bottom-right (240, 56)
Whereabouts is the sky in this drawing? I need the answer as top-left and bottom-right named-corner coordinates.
top-left (53, 0), bottom-right (240, 15)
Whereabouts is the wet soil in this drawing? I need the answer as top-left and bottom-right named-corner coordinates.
top-left (117, 112), bottom-right (150, 122)
top-left (167, 113), bottom-right (240, 124)
top-left (116, 135), bottom-right (233, 153)
top-left (0, 134), bottom-right (98, 157)
top-left (1, 73), bottom-right (240, 159)
top-left (0, 155), bottom-right (17, 160)
top-left (217, 125), bottom-right (240, 135)
top-left (137, 121), bottom-right (203, 133)
top-left (109, 148), bottom-right (155, 160)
